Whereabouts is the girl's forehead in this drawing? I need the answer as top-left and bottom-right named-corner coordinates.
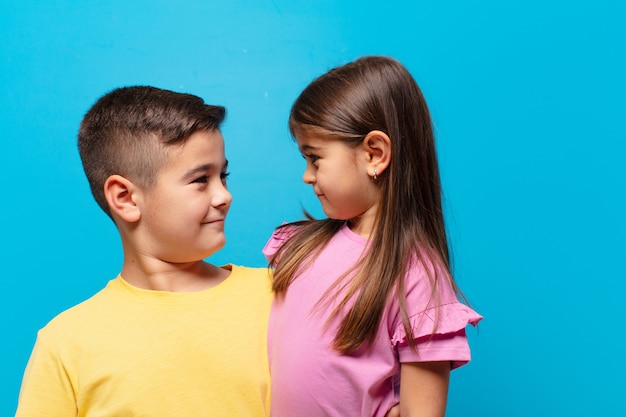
top-left (295, 132), bottom-right (333, 146)
top-left (295, 136), bottom-right (328, 153)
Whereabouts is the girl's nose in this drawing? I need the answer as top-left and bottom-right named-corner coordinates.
top-left (302, 166), bottom-right (315, 185)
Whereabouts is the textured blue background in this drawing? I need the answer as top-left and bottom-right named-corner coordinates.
top-left (2, 1), bottom-right (624, 415)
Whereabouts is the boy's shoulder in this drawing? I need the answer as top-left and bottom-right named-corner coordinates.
top-left (225, 264), bottom-right (273, 293)
top-left (228, 264), bottom-right (271, 278)
top-left (35, 280), bottom-right (116, 344)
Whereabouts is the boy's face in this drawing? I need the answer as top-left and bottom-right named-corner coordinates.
top-left (136, 129), bottom-right (231, 263)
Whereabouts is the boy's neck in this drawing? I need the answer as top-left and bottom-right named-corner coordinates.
top-left (120, 259), bottom-right (231, 292)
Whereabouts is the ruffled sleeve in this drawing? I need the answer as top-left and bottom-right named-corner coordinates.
top-left (262, 224), bottom-right (298, 262)
top-left (392, 302), bottom-right (482, 369)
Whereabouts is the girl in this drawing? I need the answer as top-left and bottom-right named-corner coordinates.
top-left (264, 56), bottom-right (482, 417)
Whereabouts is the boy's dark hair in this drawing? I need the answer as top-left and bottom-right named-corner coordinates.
top-left (78, 86), bottom-right (226, 218)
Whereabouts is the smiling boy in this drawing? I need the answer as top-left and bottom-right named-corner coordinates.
top-left (15, 86), bottom-right (271, 416)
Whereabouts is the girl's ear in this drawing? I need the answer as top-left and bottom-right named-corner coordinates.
top-left (362, 130), bottom-right (391, 177)
top-left (104, 175), bottom-right (141, 223)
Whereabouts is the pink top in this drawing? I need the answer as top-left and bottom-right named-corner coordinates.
top-left (264, 223), bottom-right (482, 417)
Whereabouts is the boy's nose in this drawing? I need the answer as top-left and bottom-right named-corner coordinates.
top-left (213, 185), bottom-right (232, 208)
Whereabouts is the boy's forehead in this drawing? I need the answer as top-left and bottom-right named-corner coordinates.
top-left (155, 130), bottom-right (226, 172)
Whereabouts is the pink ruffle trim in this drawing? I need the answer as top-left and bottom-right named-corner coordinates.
top-left (262, 225), bottom-right (298, 261)
top-left (391, 302), bottom-right (482, 345)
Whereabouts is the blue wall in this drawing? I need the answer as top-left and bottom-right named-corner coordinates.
top-left (2, 1), bottom-right (624, 415)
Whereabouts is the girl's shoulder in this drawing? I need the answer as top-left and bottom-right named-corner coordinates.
top-left (263, 219), bottom-right (344, 261)
top-left (405, 246), bottom-right (449, 280)
top-left (401, 247), bottom-right (460, 305)
top-left (262, 223), bottom-right (300, 261)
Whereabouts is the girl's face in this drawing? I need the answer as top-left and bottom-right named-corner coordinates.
top-left (296, 134), bottom-right (380, 237)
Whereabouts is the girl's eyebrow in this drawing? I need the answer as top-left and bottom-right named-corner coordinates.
top-left (299, 144), bottom-right (319, 152)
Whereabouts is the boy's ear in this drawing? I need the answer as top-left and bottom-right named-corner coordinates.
top-left (362, 130), bottom-right (391, 177)
top-left (104, 175), bottom-right (141, 223)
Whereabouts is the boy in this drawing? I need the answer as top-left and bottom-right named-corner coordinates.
top-left (15, 86), bottom-right (272, 416)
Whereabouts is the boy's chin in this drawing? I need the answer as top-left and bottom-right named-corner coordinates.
top-left (201, 241), bottom-right (226, 258)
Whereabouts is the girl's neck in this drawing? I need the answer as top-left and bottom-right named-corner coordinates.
top-left (347, 209), bottom-right (377, 238)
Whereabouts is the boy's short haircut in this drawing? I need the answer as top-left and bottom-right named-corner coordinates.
top-left (78, 86), bottom-right (226, 218)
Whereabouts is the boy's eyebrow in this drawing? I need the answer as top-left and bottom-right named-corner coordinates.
top-left (182, 160), bottom-right (229, 180)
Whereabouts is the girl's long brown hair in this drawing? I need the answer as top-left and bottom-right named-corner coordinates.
top-left (271, 56), bottom-right (464, 353)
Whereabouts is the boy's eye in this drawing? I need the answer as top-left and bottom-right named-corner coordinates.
top-left (191, 172), bottom-right (229, 185)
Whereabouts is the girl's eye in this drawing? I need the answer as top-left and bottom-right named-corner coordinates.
top-left (221, 171), bottom-right (230, 181)
top-left (304, 154), bottom-right (319, 163)
top-left (193, 175), bottom-right (208, 184)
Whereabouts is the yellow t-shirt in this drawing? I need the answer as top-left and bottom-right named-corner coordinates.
top-left (16, 265), bottom-right (272, 417)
